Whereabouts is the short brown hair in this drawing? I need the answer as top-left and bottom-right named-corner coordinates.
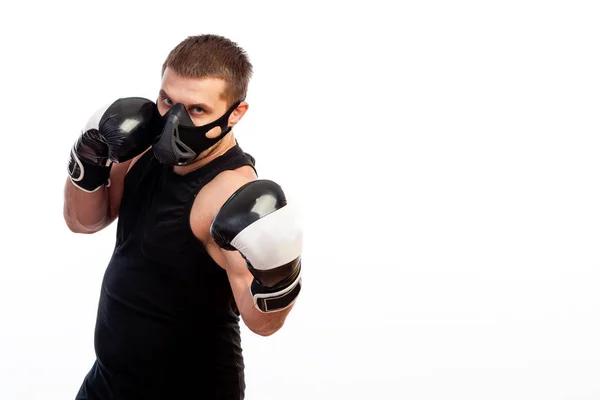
top-left (162, 34), bottom-right (253, 105)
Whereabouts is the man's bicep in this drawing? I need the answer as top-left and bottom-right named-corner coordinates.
top-left (205, 240), bottom-right (254, 312)
top-left (223, 249), bottom-right (254, 286)
top-left (207, 241), bottom-right (253, 292)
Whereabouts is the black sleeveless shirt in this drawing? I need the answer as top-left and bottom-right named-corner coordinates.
top-left (80, 144), bottom-right (256, 400)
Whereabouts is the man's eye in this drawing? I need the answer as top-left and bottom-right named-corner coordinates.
top-left (162, 97), bottom-right (173, 106)
top-left (192, 107), bottom-right (203, 114)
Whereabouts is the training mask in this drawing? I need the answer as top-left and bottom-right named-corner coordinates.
top-left (152, 101), bottom-right (240, 166)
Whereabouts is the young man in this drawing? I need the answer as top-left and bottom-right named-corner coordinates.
top-left (64, 34), bottom-right (303, 400)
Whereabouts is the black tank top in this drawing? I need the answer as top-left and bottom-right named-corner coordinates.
top-left (91, 144), bottom-right (256, 399)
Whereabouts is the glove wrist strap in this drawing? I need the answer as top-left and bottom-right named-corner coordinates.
top-left (68, 147), bottom-right (112, 192)
top-left (250, 269), bottom-right (302, 313)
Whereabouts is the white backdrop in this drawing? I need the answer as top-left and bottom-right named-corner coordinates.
top-left (1, 1), bottom-right (600, 399)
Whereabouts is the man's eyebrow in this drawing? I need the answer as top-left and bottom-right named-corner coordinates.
top-left (159, 89), bottom-right (213, 112)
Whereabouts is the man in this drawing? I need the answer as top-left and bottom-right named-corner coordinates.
top-left (64, 34), bottom-right (303, 399)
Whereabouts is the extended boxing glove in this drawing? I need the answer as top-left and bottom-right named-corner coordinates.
top-left (68, 97), bottom-right (158, 192)
top-left (210, 180), bottom-right (303, 313)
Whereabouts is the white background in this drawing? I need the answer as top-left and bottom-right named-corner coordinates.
top-left (1, 1), bottom-right (600, 399)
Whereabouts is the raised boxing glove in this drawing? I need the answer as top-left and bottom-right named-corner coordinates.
top-left (68, 97), bottom-right (158, 192)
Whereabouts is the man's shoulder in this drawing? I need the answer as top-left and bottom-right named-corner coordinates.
top-left (211, 165), bottom-right (256, 189)
top-left (201, 166), bottom-right (257, 210)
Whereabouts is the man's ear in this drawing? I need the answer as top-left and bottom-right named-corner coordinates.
top-left (229, 102), bottom-right (249, 127)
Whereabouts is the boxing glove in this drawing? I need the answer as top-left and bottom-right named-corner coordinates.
top-left (68, 97), bottom-right (158, 192)
top-left (210, 180), bottom-right (303, 313)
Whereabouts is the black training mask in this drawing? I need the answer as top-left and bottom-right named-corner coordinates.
top-left (152, 101), bottom-right (240, 166)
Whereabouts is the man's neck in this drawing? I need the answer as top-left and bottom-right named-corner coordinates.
top-left (172, 132), bottom-right (236, 176)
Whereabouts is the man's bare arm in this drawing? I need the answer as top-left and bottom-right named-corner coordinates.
top-left (63, 159), bottom-right (132, 233)
top-left (215, 243), bottom-right (295, 336)
top-left (192, 169), bottom-right (302, 336)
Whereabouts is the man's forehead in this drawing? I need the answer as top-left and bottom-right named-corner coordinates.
top-left (161, 69), bottom-right (226, 105)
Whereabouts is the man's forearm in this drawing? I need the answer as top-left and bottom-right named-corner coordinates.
top-left (63, 178), bottom-right (110, 233)
top-left (240, 285), bottom-right (294, 336)
top-left (230, 270), bottom-right (295, 336)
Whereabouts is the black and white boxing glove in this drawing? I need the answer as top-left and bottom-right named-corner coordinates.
top-left (210, 180), bottom-right (303, 313)
top-left (68, 97), bottom-right (158, 192)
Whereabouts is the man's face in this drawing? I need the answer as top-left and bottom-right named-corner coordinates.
top-left (158, 67), bottom-right (238, 138)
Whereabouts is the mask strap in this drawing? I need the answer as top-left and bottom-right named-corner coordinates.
top-left (205, 100), bottom-right (242, 137)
